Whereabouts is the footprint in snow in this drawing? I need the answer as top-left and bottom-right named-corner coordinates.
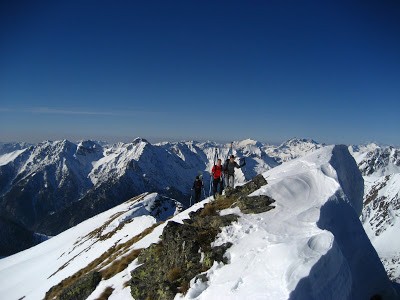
top-left (231, 278), bottom-right (244, 292)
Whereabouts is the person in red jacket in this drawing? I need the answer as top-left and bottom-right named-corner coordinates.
top-left (211, 159), bottom-right (223, 199)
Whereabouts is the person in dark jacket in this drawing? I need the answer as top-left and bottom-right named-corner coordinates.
top-left (192, 175), bottom-right (203, 203)
top-left (211, 159), bottom-right (223, 199)
top-left (224, 155), bottom-right (246, 188)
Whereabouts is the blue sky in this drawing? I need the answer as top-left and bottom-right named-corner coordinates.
top-left (1, 1), bottom-right (399, 145)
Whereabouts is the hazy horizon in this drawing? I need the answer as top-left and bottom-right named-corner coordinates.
top-left (0, 135), bottom-right (396, 148)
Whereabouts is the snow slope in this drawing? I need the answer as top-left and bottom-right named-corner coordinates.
top-left (362, 174), bottom-right (400, 283)
top-left (0, 142), bottom-right (32, 156)
top-left (0, 193), bottom-right (182, 300)
top-left (351, 144), bottom-right (400, 283)
top-left (0, 149), bottom-right (27, 166)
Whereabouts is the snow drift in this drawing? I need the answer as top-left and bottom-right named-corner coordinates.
top-left (182, 145), bottom-right (396, 299)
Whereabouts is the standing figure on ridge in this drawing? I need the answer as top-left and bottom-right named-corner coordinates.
top-left (192, 175), bottom-right (204, 203)
top-left (211, 159), bottom-right (224, 199)
top-left (224, 155), bottom-right (246, 189)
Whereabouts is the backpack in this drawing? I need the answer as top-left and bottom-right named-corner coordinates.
top-left (194, 179), bottom-right (202, 189)
top-left (223, 159), bottom-right (229, 172)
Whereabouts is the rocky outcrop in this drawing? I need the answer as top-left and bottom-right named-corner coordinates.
top-left (46, 271), bottom-right (101, 300)
top-left (130, 174), bottom-right (274, 299)
top-left (131, 218), bottom-right (236, 300)
top-left (225, 174), bottom-right (267, 198)
top-left (237, 195), bottom-right (275, 214)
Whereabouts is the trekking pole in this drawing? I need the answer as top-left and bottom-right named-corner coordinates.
top-left (208, 147), bottom-right (218, 197)
top-left (189, 190), bottom-right (193, 207)
top-left (230, 141), bottom-right (234, 188)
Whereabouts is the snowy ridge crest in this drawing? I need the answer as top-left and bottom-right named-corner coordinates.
top-left (183, 146), bottom-right (395, 299)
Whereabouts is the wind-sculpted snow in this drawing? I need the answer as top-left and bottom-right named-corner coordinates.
top-left (180, 146), bottom-right (396, 299)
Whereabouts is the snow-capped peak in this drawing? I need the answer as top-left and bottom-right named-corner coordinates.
top-left (132, 137), bottom-right (150, 145)
top-left (279, 137), bottom-right (320, 148)
top-left (264, 137), bottom-right (323, 164)
top-left (235, 138), bottom-right (263, 148)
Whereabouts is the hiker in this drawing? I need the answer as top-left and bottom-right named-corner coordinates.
top-left (211, 158), bottom-right (223, 199)
top-left (223, 155), bottom-right (246, 188)
top-left (192, 175), bottom-right (204, 203)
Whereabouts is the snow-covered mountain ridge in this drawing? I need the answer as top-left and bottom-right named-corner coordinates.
top-left (0, 145), bottom-right (397, 299)
top-left (0, 138), bottom-right (312, 256)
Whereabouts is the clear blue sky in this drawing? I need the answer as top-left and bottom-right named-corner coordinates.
top-left (1, 1), bottom-right (399, 145)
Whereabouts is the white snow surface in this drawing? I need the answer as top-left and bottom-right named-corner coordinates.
top-left (0, 149), bottom-right (26, 166)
